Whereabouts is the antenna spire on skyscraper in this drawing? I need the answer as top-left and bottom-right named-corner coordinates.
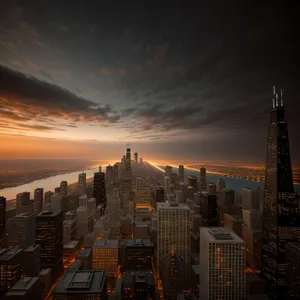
top-left (280, 88), bottom-right (284, 106)
top-left (272, 85), bottom-right (276, 108)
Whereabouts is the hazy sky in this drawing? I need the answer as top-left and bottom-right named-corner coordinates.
top-left (0, 1), bottom-right (299, 162)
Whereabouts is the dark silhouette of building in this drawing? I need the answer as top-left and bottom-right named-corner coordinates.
top-left (188, 176), bottom-right (197, 190)
top-left (285, 242), bottom-right (300, 299)
top-left (200, 192), bottom-right (218, 226)
top-left (0, 197), bottom-right (6, 239)
top-left (134, 152), bottom-right (138, 163)
top-left (261, 87), bottom-right (300, 299)
top-left (122, 271), bottom-right (155, 300)
top-left (93, 172), bottom-right (106, 207)
top-left (155, 185), bottom-right (165, 203)
top-left (35, 211), bottom-right (63, 281)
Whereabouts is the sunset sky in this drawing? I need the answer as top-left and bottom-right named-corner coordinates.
top-left (0, 1), bottom-right (299, 162)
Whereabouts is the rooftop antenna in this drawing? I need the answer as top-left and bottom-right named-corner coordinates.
top-left (280, 88), bottom-right (284, 106)
top-left (272, 85), bottom-right (276, 108)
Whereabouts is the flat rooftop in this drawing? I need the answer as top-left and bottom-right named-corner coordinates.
top-left (53, 270), bottom-right (106, 294)
top-left (0, 248), bottom-right (23, 262)
top-left (157, 202), bottom-right (190, 210)
top-left (10, 277), bottom-right (39, 291)
top-left (123, 271), bottom-right (154, 286)
top-left (93, 240), bottom-right (119, 248)
top-left (64, 240), bottom-right (79, 249)
top-left (126, 239), bottom-right (153, 247)
top-left (25, 244), bottom-right (40, 252)
top-left (201, 227), bottom-right (243, 243)
top-left (37, 210), bottom-right (62, 218)
top-left (77, 248), bottom-right (92, 257)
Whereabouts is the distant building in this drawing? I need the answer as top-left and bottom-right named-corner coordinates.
top-left (134, 152), bottom-right (138, 163)
top-left (165, 165), bottom-right (172, 177)
top-left (60, 181), bottom-right (68, 198)
top-left (163, 176), bottom-right (171, 200)
top-left (106, 165), bottom-right (114, 185)
top-left (208, 183), bottom-right (217, 194)
top-left (221, 189), bottom-right (235, 206)
top-left (51, 193), bottom-right (63, 213)
top-left (16, 192), bottom-right (33, 215)
top-left (200, 192), bottom-right (218, 226)
top-left (33, 188), bottom-right (43, 213)
top-left (223, 213), bottom-right (243, 238)
top-left (78, 172), bottom-right (87, 196)
top-left (4, 276), bottom-right (42, 300)
top-left (188, 176), bottom-right (197, 190)
top-left (285, 242), bottom-right (300, 299)
top-left (122, 271), bottom-right (155, 300)
top-left (178, 165), bottom-right (184, 183)
top-left (199, 227), bottom-right (245, 300)
top-left (135, 176), bottom-right (151, 210)
top-left (7, 212), bottom-right (36, 248)
top-left (217, 178), bottom-right (226, 192)
top-left (36, 211), bottom-right (63, 281)
top-left (52, 270), bottom-right (107, 300)
top-left (199, 168), bottom-right (206, 191)
top-left (0, 197), bottom-right (6, 239)
top-left (77, 248), bottom-right (92, 269)
top-left (155, 185), bottom-right (165, 203)
top-left (93, 172), bottom-right (106, 207)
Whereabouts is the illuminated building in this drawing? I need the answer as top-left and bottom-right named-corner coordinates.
top-left (92, 240), bottom-right (119, 276)
top-left (163, 176), bottom-right (171, 200)
top-left (125, 239), bottom-right (153, 271)
top-left (188, 176), bottom-right (197, 190)
top-left (35, 211), bottom-right (63, 281)
top-left (0, 197), bottom-right (6, 239)
top-left (60, 181), bottom-right (68, 198)
top-left (135, 176), bottom-right (151, 209)
top-left (33, 188), bottom-right (43, 213)
top-left (224, 213), bottom-right (243, 238)
top-left (106, 164), bottom-right (114, 185)
top-left (157, 202), bottom-right (191, 289)
top-left (16, 192), bottom-right (33, 215)
top-left (63, 240), bottom-right (80, 269)
top-left (199, 227), bottom-right (246, 300)
top-left (134, 152), bottom-right (138, 163)
top-left (122, 271), bottom-right (155, 300)
top-left (261, 88), bottom-right (300, 299)
top-left (162, 247), bottom-right (184, 299)
top-left (285, 242), bottom-right (300, 299)
top-left (4, 276), bottom-right (42, 300)
top-left (0, 248), bottom-right (23, 297)
top-left (77, 248), bottom-right (92, 269)
top-left (199, 167), bottom-right (206, 191)
top-left (7, 213), bottom-right (36, 248)
top-left (52, 270), bottom-right (107, 299)
top-left (200, 192), bottom-right (218, 226)
top-left (78, 172), bottom-right (86, 197)
top-left (179, 165), bottom-right (184, 183)
top-left (217, 178), bottom-right (226, 192)
top-left (165, 165), bottom-right (172, 177)
top-left (93, 172), bottom-right (107, 207)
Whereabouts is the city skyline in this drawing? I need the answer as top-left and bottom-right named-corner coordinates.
top-left (1, 1), bottom-right (299, 162)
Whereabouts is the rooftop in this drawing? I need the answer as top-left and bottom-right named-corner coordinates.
top-left (201, 227), bottom-right (243, 243)
top-left (126, 239), bottom-right (153, 247)
top-left (93, 239), bottom-right (119, 248)
top-left (123, 271), bottom-right (155, 286)
top-left (286, 242), bottom-right (300, 253)
top-left (157, 202), bottom-right (190, 210)
top-left (64, 240), bottom-right (79, 249)
top-left (10, 277), bottom-right (39, 291)
top-left (0, 248), bottom-right (23, 262)
top-left (53, 270), bottom-right (106, 294)
top-left (25, 244), bottom-right (40, 252)
top-left (77, 248), bottom-right (92, 257)
top-left (37, 210), bottom-right (62, 218)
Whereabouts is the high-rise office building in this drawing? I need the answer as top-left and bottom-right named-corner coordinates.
top-left (217, 178), bottom-right (226, 191)
top-left (60, 181), bottom-right (68, 198)
top-left (199, 227), bottom-right (245, 300)
top-left (44, 191), bottom-right (53, 211)
top-left (242, 188), bottom-right (255, 210)
top-left (179, 165), bottom-right (184, 183)
top-left (261, 87), bottom-right (300, 299)
top-left (200, 192), bottom-right (218, 226)
top-left (33, 188), bottom-right (43, 213)
top-left (106, 165), bottom-right (114, 185)
top-left (7, 213), bottom-right (36, 248)
top-left (199, 168), bottom-right (207, 191)
top-left (93, 172), bottom-right (106, 207)
top-left (208, 183), bottom-right (217, 194)
top-left (113, 163), bottom-right (119, 181)
top-left (36, 211), bottom-right (63, 281)
top-left (51, 193), bottom-right (63, 213)
top-left (78, 172), bottom-right (86, 196)
top-left (163, 176), bottom-right (171, 200)
top-left (126, 147), bottom-right (131, 171)
top-left (165, 165), bottom-right (172, 177)
top-left (134, 152), bottom-right (138, 163)
top-left (16, 192), bottom-right (33, 215)
top-left (157, 202), bottom-right (191, 289)
top-left (135, 176), bottom-right (151, 210)
top-left (155, 186), bottom-right (165, 203)
top-left (222, 189), bottom-right (235, 206)
top-left (0, 197), bottom-right (6, 239)
top-left (188, 176), bottom-right (197, 190)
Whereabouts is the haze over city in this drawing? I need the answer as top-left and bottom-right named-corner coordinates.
top-left (1, 1), bottom-right (299, 162)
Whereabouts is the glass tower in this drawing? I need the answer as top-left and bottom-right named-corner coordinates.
top-left (261, 87), bottom-right (300, 299)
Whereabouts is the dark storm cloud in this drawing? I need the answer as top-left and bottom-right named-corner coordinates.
top-left (0, 65), bottom-right (120, 132)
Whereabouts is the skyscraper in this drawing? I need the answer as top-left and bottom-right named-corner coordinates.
top-left (179, 165), bottom-right (184, 183)
top-left (165, 165), bottom-right (172, 177)
top-left (134, 152), bottom-right (138, 163)
top-left (78, 172), bottom-right (86, 196)
top-left (60, 181), bottom-right (68, 198)
top-left (93, 172), bottom-right (106, 207)
top-left (34, 188), bottom-right (43, 213)
top-left (188, 176), bottom-right (197, 190)
top-left (199, 168), bottom-right (206, 191)
top-left (105, 165), bottom-right (114, 185)
top-left (135, 176), bottom-right (151, 210)
top-left (0, 197), bottom-right (6, 239)
top-left (261, 87), bottom-right (300, 299)
top-left (16, 192), bottom-right (33, 215)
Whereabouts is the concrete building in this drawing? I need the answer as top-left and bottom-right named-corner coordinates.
top-left (52, 270), bottom-right (107, 299)
top-left (163, 176), bottom-right (171, 200)
top-left (165, 165), bottom-right (172, 177)
top-left (22, 244), bottom-right (41, 277)
top-left (217, 178), bottom-right (226, 192)
top-left (60, 181), bottom-right (68, 198)
top-left (199, 227), bottom-right (246, 300)
top-left (63, 219), bottom-right (76, 243)
top-left (44, 191), bottom-right (53, 211)
top-left (77, 248), bottom-right (92, 269)
top-left (208, 183), bottom-right (217, 194)
top-left (51, 193), bottom-right (63, 213)
top-left (4, 276), bottom-right (42, 300)
top-left (79, 194), bottom-right (88, 207)
top-left (106, 165), bottom-right (114, 185)
top-left (155, 185), bottom-right (165, 203)
top-left (93, 172), bottom-right (106, 207)
top-left (78, 172), bottom-right (87, 196)
top-left (0, 197), bottom-right (6, 240)
top-left (7, 213), bottom-right (36, 248)
top-left (224, 213), bottom-right (243, 238)
top-left (175, 190), bottom-right (184, 204)
top-left (33, 188), bottom-right (43, 213)
top-left (200, 192), bottom-right (218, 226)
top-left (76, 206), bottom-right (88, 238)
top-left (63, 240), bottom-right (80, 270)
top-left (188, 176), bottom-right (197, 190)
top-left (157, 202), bottom-right (191, 289)
top-left (178, 165), bottom-right (184, 183)
top-left (135, 176), bottom-right (151, 210)
top-left (16, 192), bottom-right (33, 215)
top-left (36, 211), bottom-right (63, 281)
top-left (221, 189), bottom-right (235, 206)
top-left (199, 167), bottom-right (206, 191)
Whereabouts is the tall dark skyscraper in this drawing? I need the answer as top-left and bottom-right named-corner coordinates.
top-left (93, 172), bottom-right (106, 207)
top-left (261, 87), bottom-right (300, 299)
top-left (0, 197), bottom-right (6, 240)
